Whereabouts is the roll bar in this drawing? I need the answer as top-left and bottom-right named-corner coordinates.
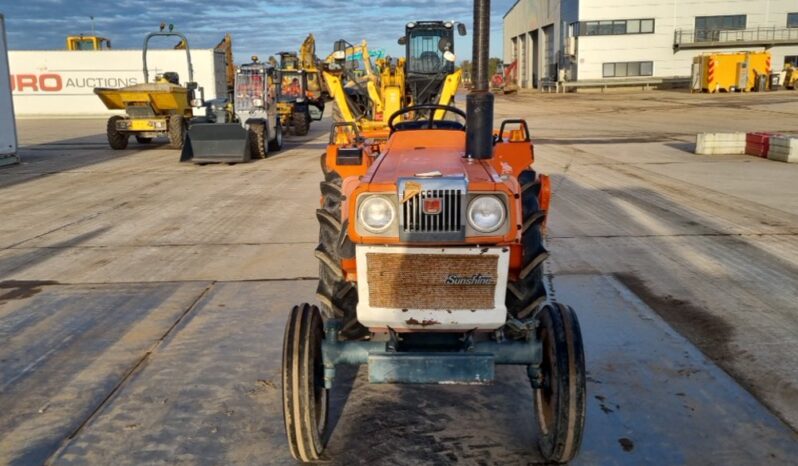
top-left (142, 31), bottom-right (194, 83)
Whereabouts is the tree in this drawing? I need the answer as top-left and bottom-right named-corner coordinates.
top-left (460, 58), bottom-right (502, 83)
top-left (488, 57), bottom-right (502, 79)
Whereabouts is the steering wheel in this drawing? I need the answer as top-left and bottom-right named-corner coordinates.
top-left (388, 104), bottom-right (467, 133)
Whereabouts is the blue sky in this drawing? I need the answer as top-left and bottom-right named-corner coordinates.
top-left (2, 0), bottom-right (516, 61)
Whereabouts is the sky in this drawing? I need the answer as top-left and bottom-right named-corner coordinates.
top-left (2, 0), bottom-right (517, 62)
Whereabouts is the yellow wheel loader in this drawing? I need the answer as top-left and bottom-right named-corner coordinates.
top-left (94, 27), bottom-right (203, 150)
top-left (180, 58), bottom-right (283, 164)
top-left (274, 51), bottom-right (325, 136)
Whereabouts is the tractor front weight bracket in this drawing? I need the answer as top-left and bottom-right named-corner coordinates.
top-left (322, 319), bottom-right (543, 387)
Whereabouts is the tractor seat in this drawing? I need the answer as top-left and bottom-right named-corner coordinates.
top-left (417, 51), bottom-right (441, 73)
top-left (162, 72), bottom-right (180, 85)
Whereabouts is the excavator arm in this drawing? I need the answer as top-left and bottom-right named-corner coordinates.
top-left (323, 71), bottom-right (357, 123)
top-left (434, 68), bottom-right (463, 119)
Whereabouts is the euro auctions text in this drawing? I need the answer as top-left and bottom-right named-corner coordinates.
top-left (9, 74), bottom-right (138, 93)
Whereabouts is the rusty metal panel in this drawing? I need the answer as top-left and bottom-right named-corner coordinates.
top-left (366, 253), bottom-right (497, 310)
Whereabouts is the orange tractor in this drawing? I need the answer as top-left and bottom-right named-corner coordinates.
top-left (281, 1), bottom-right (586, 463)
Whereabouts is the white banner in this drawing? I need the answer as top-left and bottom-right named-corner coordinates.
top-left (9, 49), bottom-right (226, 117)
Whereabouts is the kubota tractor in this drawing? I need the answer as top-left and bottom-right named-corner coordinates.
top-left (282, 1), bottom-right (586, 463)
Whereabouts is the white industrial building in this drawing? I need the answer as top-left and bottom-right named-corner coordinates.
top-left (503, 0), bottom-right (798, 89)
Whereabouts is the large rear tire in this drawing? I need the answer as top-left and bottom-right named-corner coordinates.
top-left (106, 116), bottom-right (129, 150)
top-left (268, 121), bottom-right (284, 152)
top-left (315, 153), bottom-right (367, 340)
top-left (282, 303), bottom-right (328, 462)
top-left (293, 110), bottom-right (310, 136)
top-left (506, 170), bottom-right (549, 324)
top-left (167, 115), bottom-right (185, 149)
top-left (535, 303), bottom-right (586, 464)
top-left (249, 123), bottom-right (268, 159)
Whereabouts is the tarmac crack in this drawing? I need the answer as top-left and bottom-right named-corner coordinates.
top-left (0, 201), bottom-right (135, 251)
top-left (43, 282), bottom-right (217, 465)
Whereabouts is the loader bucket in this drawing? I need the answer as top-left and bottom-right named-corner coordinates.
top-left (180, 123), bottom-right (252, 163)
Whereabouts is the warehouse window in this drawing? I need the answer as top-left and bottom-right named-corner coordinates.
top-left (578, 18), bottom-right (654, 36)
top-left (603, 61), bottom-right (654, 78)
top-left (788, 13), bottom-right (798, 28)
top-left (695, 15), bottom-right (746, 31)
top-left (694, 15), bottom-right (746, 41)
top-left (786, 56), bottom-right (798, 67)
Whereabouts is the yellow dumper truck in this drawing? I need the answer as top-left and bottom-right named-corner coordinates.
top-left (94, 27), bottom-right (203, 149)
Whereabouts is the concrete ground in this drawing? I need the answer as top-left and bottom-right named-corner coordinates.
top-left (1, 90), bottom-right (797, 464)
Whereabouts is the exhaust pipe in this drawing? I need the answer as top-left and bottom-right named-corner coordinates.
top-left (465, 0), bottom-right (494, 160)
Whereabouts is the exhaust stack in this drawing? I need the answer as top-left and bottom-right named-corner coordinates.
top-left (465, 0), bottom-right (494, 160)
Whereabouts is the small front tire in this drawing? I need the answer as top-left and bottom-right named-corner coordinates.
top-left (167, 115), bottom-right (185, 149)
top-left (106, 116), bottom-right (129, 150)
top-left (293, 110), bottom-right (310, 136)
top-left (534, 303), bottom-right (587, 464)
top-left (248, 123), bottom-right (268, 159)
top-left (282, 303), bottom-right (329, 462)
top-left (268, 121), bottom-right (284, 152)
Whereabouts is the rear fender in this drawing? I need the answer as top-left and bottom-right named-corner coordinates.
top-left (491, 119), bottom-right (534, 177)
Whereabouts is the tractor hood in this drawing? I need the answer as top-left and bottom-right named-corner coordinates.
top-left (366, 130), bottom-right (496, 184)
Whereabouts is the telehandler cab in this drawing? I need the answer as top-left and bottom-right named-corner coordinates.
top-left (282, 1), bottom-right (586, 463)
top-left (399, 19), bottom-right (466, 105)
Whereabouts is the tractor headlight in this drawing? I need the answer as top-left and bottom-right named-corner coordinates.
top-left (359, 196), bottom-right (395, 233)
top-left (467, 196), bottom-right (506, 233)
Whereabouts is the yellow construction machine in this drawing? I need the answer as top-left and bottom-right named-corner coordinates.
top-left (66, 34), bottom-right (111, 50)
top-left (94, 26), bottom-right (204, 149)
top-left (273, 45), bottom-right (326, 136)
top-left (323, 20), bottom-right (465, 143)
top-left (785, 64), bottom-right (798, 90)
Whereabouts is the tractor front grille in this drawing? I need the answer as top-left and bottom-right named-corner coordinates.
top-left (402, 189), bottom-right (462, 233)
top-left (398, 177), bottom-right (466, 241)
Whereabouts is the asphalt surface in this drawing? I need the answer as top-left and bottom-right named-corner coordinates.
top-left (1, 90), bottom-right (797, 464)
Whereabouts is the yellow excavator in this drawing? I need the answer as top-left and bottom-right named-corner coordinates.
top-left (323, 20), bottom-right (465, 142)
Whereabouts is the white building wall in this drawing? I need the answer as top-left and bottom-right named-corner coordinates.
top-left (576, 0), bottom-right (798, 80)
top-left (504, 0), bottom-right (798, 84)
top-left (8, 49), bottom-right (226, 117)
top-left (504, 0), bottom-right (579, 87)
